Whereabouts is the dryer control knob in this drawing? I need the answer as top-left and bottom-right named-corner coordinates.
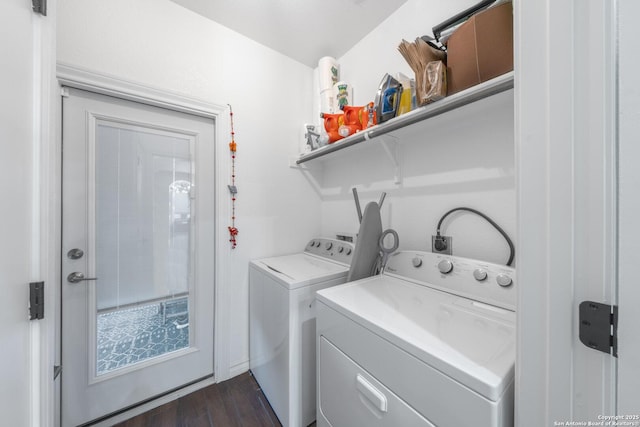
top-left (496, 274), bottom-right (513, 287)
top-left (325, 242), bottom-right (333, 250)
top-left (338, 246), bottom-right (344, 253)
top-left (412, 257), bottom-right (423, 268)
top-left (473, 269), bottom-right (488, 281)
top-left (345, 248), bottom-right (352, 255)
top-left (437, 259), bottom-right (454, 274)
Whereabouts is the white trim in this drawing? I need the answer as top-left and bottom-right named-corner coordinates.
top-left (31, 14), bottom-right (44, 427)
top-left (214, 105), bottom-right (233, 382)
top-left (616, 0), bottom-right (640, 413)
top-left (34, 1), bottom-right (58, 426)
top-left (515, 0), bottom-right (618, 424)
top-left (228, 360), bottom-right (250, 380)
top-left (57, 63), bottom-right (222, 119)
top-left (55, 64), bottom-right (234, 405)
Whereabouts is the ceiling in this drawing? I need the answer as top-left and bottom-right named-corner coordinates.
top-left (170, 0), bottom-right (409, 67)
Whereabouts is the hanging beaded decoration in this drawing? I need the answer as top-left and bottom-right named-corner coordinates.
top-left (227, 104), bottom-right (239, 249)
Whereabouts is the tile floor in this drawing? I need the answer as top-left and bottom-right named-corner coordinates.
top-left (96, 297), bottom-right (189, 375)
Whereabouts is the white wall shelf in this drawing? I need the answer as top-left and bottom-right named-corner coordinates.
top-left (296, 71), bottom-right (514, 166)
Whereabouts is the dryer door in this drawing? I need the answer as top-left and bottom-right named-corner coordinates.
top-left (318, 336), bottom-right (435, 427)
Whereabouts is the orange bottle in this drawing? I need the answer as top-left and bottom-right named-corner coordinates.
top-left (340, 105), bottom-right (364, 137)
top-left (321, 112), bottom-right (345, 143)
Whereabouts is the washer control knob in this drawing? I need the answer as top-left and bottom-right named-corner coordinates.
top-left (412, 257), bottom-right (423, 268)
top-left (338, 246), bottom-right (344, 253)
top-left (496, 274), bottom-right (513, 287)
top-left (437, 259), bottom-right (454, 274)
top-left (325, 242), bottom-right (333, 250)
top-left (345, 248), bottom-right (352, 255)
top-left (473, 269), bottom-right (488, 281)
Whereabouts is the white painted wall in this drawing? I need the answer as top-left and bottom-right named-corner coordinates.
top-left (316, 0), bottom-right (516, 265)
top-left (336, 0), bottom-right (484, 106)
top-left (57, 0), bottom-right (321, 374)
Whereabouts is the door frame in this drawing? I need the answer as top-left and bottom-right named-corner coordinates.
top-left (2, 1), bottom-right (58, 426)
top-left (616, 0), bottom-right (640, 413)
top-left (54, 63), bottom-right (234, 422)
top-left (31, 2), bottom-right (58, 427)
top-left (515, 0), bottom-right (621, 423)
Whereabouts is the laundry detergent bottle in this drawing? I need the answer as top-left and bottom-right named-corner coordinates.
top-left (321, 112), bottom-right (345, 143)
top-left (339, 105), bottom-right (364, 137)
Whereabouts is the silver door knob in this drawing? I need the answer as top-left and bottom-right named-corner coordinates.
top-left (67, 272), bottom-right (98, 283)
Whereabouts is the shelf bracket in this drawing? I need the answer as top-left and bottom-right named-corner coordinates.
top-left (375, 134), bottom-right (401, 184)
top-left (288, 155), bottom-right (325, 198)
top-left (289, 155), bottom-right (306, 169)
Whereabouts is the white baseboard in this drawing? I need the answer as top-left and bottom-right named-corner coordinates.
top-left (228, 359), bottom-right (250, 379)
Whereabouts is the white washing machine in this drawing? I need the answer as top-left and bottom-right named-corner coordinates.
top-left (316, 251), bottom-right (516, 427)
top-left (249, 238), bottom-right (355, 427)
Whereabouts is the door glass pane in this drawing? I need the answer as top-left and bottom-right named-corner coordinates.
top-left (95, 122), bottom-right (192, 375)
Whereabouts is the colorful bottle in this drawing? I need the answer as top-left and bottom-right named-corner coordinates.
top-left (339, 105), bottom-right (365, 137)
top-left (362, 102), bottom-right (377, 129)
top-left (321, 112), bottom-right (345, 143)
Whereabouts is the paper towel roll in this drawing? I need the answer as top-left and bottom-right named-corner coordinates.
top-left (318, 56), bottom-right (340, 91)
top-left (320, 88), bottom-right (336, 114)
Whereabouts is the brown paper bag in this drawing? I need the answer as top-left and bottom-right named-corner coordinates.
top-left (419, 60), bottom-right (447, 105)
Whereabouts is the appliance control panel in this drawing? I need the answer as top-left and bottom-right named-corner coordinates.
top-left (384, 251), bottom-right (516, 311)
top-left (305, 238), bottom-right (355, 265)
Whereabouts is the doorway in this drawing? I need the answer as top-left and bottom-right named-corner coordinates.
top-left (61, 88), bottom-right (215, 426)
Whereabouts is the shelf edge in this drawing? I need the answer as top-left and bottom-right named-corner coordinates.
top-left (296, 71), bottom-right (514, 164)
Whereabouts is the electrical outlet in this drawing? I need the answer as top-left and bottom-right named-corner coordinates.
top-left (431, 235), bottom-right (452, 255)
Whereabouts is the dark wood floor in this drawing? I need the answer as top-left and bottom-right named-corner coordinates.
top-left (114, 372), bottom-right (282, 427)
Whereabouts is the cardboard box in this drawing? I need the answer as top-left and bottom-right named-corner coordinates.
top-left (446, 1), bottom-right (513, 95)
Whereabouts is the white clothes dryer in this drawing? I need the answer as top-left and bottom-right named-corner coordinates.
top-left (249, 238), bottom-right (355, 427)
top-left (316, 251), bottom-right (516, 427)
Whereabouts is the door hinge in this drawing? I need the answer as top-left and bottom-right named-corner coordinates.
top-left (53, 365), bottom-right (62, 380)
top-left (32, 0), bottom-right (47, 16)
top-left (29, 281), bottom-right (45, 320)
top-left (61, 87), bottom-right (70, 98)
top-left (579, 301), bottom-right (618, 357)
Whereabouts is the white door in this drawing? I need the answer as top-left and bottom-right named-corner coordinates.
top-left (61, 88), bottom-right (215, 426)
